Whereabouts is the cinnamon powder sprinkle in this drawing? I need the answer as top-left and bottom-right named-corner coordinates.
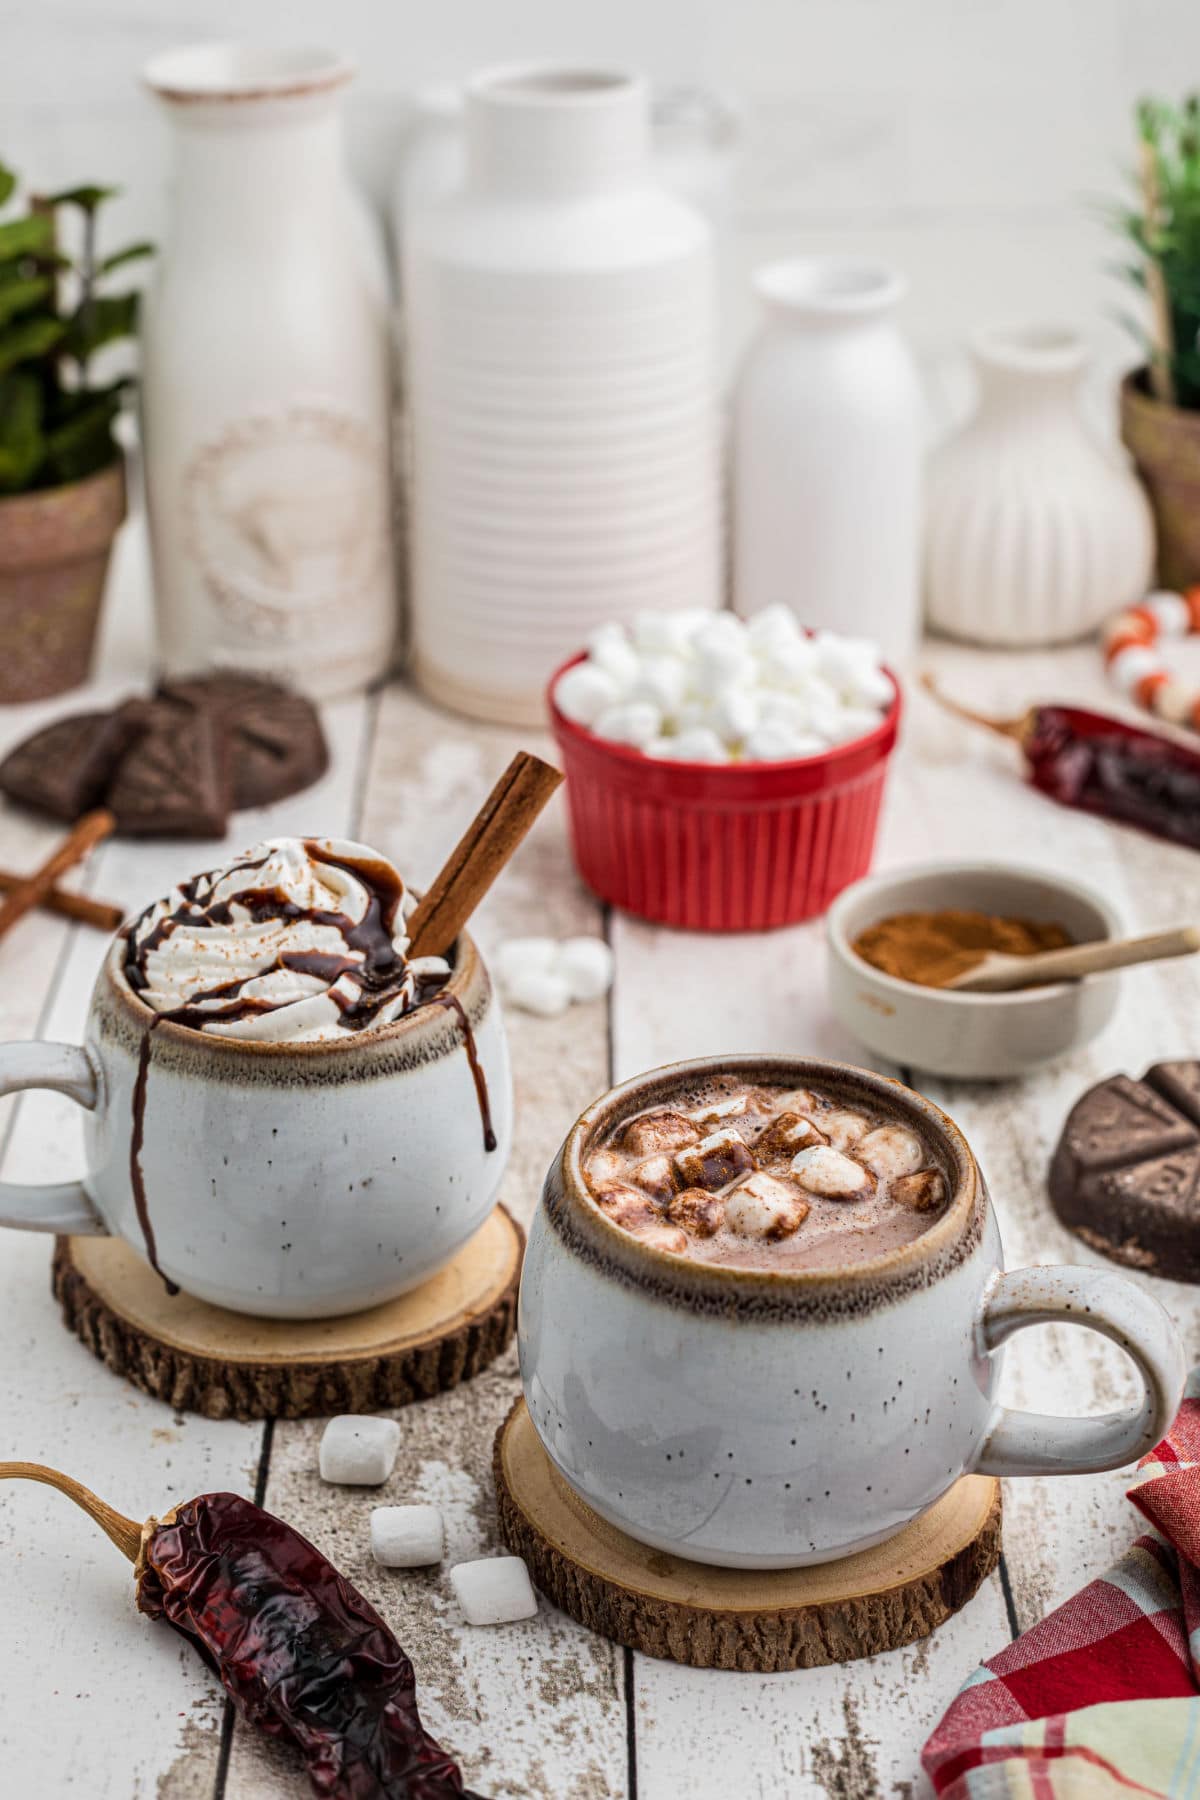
top-left (851, 908), bottom-right (1072, 989)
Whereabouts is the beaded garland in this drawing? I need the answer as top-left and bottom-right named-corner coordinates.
top-left (1103, 589), bottom-right (1200, 727)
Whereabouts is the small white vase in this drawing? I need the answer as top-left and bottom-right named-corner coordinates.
top-left (732, 258), bottom-right (923, 669)
top-left (404, 64), bottom-right (721, 726)
top-left (925, 326), bottom-right (1154, 647)
top-left (140, 44), bottom-right (396, 698)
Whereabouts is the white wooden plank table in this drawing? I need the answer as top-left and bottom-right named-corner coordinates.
top-left (1, 523), bottom-right (1197, 1798)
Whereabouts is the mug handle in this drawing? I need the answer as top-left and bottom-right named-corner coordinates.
top-left (0, 1043), bottom-right (108, 1235)
top-left (971, 1265), bottom-right (1186, 1477)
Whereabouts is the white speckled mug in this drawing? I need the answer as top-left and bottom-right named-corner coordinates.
top-left (519, 1056), bottom-right (1185, 1569)
top-left (0, 931), bottom-right (512, 1319)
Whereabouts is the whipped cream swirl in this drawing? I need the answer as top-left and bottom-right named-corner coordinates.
top-left (124, 838), bottom-right (451, 1043)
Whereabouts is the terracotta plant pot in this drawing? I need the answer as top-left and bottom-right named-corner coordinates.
top-left (1121, 368), bottom-right (1200, 590)
top-left (0, 457), bottom-right (126, 702)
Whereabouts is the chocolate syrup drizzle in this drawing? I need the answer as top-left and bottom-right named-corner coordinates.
top-left (129, 1019), bottom-right (177, 1294)
top-left (124, 843), bottom-right (496, 1295)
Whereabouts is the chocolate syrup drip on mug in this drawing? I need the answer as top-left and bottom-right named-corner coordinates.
top-left (129, 1019), bottom-right (177, 1294)
top-left (427, 992), bottom-right (497, 1152)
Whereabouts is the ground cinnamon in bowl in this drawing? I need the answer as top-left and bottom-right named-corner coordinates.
top-left (851, 908), bottom-right (1073, 990)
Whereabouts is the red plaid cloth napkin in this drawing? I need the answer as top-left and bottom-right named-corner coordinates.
top-left (922, 1373), bottom-right (1200, 1798)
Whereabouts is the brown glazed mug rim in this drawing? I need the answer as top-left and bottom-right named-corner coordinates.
top-left (546, 1055), bottom-right (985, 1309)
top-left (99, 926), bottom-right (484, 1060)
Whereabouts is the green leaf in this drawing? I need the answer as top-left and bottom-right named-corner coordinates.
top-left (0, 313), bottom-right (66, 373)
top-left (41, 388), bottom-right (120, 485)
top-left (44, 183), bottom-right (118, 212)
top-left (99, 241), bottom-right (154, 275)
top-left (0, 277), bottom-right (52, 325)
top-left (0, 165), bottom-right (16, 209)
top-left (0, 213), bottom-right (53, 260)
top-left (0, 370), bottom-right (44, 492)
top-left (63, 290), bottom-right (138, 361)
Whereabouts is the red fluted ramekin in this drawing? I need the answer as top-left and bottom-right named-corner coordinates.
top-left (548, 655), bottom-right (901, 931)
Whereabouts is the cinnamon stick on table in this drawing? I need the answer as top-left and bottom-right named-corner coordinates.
top-left (0, 809), bottom-right (115, 941)
top-left (407, 753), bottom-right (563, 960)
top-left (0, 872), bottom-right (123, 932)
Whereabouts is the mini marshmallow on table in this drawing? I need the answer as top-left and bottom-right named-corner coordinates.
top-left (371, 1504), bottom-right (445, 1568)
top-left (318, 1415), bottom-right (400, 1486)
top-left (449, 1556), bottom-right (539, 1626)
top-left (492, 935), bottom-right (614, 1017)
top-left (553, 607), bottom-right (893, 765)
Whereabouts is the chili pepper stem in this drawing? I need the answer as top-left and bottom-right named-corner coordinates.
top-left (920, 674), bottom-right (1034, 744)
top-left (0, 1460), bottom-right (143, 1562)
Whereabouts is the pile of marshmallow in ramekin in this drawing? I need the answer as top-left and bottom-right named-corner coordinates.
top-left (551, 607), bottom-right (894, 763)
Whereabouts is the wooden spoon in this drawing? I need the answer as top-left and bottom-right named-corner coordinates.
top-left (946, 924), bottom-right (1200, 993)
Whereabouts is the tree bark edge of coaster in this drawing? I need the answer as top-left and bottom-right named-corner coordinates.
top-left (51, 1207), bottom-right (523, 1421)
top-left (493, 1396), bottom-right (1001, 1672)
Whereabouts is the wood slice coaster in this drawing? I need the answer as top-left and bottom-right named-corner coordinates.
top-left (494, 1398), bottom-right (1001, 1672)
top-left (51, 1206), bottom-right (523, 1422)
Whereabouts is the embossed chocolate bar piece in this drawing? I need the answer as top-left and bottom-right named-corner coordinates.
top-left (1049, 1060), bottom-right (1200, 1279)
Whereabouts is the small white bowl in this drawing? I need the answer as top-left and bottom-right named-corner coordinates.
top-left (826, 861), bottom-right (1122, 1080)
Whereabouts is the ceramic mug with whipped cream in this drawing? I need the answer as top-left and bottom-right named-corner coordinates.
top-left (0, 838), bottom-right (513, 1318)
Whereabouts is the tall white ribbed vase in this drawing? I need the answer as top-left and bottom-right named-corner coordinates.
top-left (732, 259), bottom-right (923, 668)
top-left (140, 44), bottom-right (396, 698)
top-left (404, 66), bottom-right (720, 726)
top-left (925, 327), bottom-right (1154, 646)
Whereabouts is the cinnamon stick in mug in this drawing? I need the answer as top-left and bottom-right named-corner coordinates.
top-left (408, 752), bottom-right (563, 959)
top-left (0, 809), bottom-right (115, 941)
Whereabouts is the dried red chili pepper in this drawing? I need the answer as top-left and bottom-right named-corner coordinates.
top-left (0, 1464), bottom-right (485, 1800)
top-left (925, 679), bottom-right (1200, 852)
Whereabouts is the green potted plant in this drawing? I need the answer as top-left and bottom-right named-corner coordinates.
top-left (0, 165), bottom-right (151, 700)
top-left (1118, 97), bottom-right (1200, 589)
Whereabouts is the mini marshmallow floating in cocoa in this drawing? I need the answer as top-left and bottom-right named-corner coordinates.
top-left (0, 1462), bottom-right (486, 1800)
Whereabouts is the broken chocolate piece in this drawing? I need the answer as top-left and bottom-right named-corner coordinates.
top-left (1145, 1062), bottom-right (1200, 1131)
top-left (159, 674), bottom-right (328, 810)
top-left (0, 701), bottom-right (149, 821)
top-left (0, 673), bottom-right (328, 839)
top-left (1049, 1060), bottom-right (1200, 1280)
top-left (108, 705), bottom-right (231, 838)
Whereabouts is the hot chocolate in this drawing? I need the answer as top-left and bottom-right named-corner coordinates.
top-left (583, 1073), bottom-right (950, 1269)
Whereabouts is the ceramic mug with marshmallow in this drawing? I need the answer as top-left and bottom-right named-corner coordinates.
top-left (519, 1055), bottom-right (1185, 1569)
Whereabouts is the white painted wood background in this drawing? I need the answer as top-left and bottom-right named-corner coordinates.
top-left (1, 511), bottom-right (1199, 1797)
top-left (5, 0), bottom-right (1200, 375)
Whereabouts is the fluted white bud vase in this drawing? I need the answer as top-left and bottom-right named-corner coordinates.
top-left (732, 258), bottom-right (923, 669)
top-left (404, 65), bottom-right (720, 726)
top-left (925, 326), bottom-right (1154, 647)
